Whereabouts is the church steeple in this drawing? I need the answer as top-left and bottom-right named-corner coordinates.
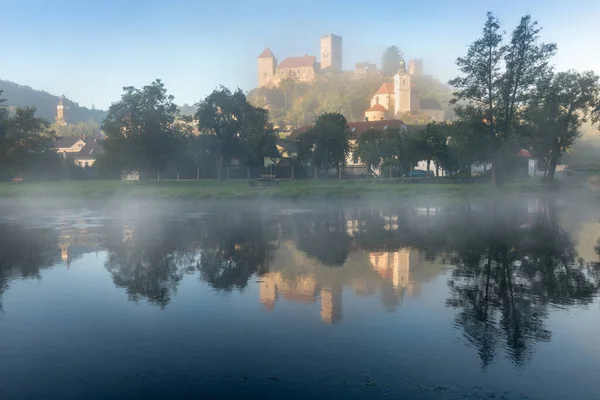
top-left (394, 55), bottom-right (412, 116)
top-left (56, 95), bottom-right (66, 126)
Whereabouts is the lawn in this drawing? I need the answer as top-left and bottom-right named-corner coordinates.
top-left (0, 178), bottom-right (549, 202)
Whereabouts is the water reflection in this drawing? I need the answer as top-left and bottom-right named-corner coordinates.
top-left (0, 200), bottom-right (599, 369)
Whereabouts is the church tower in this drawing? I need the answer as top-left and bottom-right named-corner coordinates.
top-left (257, 48), bottom-right (277, 87)
top-left (394, 57), bottom-right (411, 116)
top-left (56, 96), bottom-right (67, 125)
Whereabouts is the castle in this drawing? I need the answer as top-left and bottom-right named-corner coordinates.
top-left (257, 34), bottom-right (342, 87)
top-left (365, 57), bottom-right (444, 122)
top-left (258, 35), bottom-right (444, 122)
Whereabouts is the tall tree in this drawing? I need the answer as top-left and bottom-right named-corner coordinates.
top-left (450, 13), bottom-right (556, 185)
top-left (298, 113), bottom-right (351, 174)
top-left (100, 79), bottom-right (183, 179)
top-left (381, 46), bottom-right (403, 77)
top-left (195, 86), bottom-right (276, 178)
top-left (353, 128), bottom-right (385, 176)
top-left (525, 70), bottom-right (600, 181)
top-left (0, 106), bottom-right (58, 179)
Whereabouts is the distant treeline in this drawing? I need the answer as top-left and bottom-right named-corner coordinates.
top-left (0, 80), bottom-right (107, 124)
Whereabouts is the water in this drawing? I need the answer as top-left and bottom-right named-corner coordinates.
top-left (0, 199), bottom-right (599, 399)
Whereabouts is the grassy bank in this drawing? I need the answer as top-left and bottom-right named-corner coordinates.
top-left (0, 178), bottom-right (554, 202)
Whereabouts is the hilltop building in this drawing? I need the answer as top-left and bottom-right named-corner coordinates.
top-left (365, 57), bottom-right (444, 122)
top-left (320, 34), bottom-right (342, 72)
top-left (257, 33), bottom-right (343, 87)
top-left (355, 62), bottom-right (378, 76)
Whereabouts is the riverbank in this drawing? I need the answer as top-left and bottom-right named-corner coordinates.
top-left (0, 178), bottom-right (563, 202)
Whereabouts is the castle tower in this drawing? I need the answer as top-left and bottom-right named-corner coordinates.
top-left (320, 34), bottom-right (342, 72)
top-left (56, 96), bottom-right (66, 126)
top-left (394, 57), bottom-right (411, 116)
top-left (257, 48), bottom-right (277, 87)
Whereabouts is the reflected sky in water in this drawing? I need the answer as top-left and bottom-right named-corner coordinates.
top-left (0, 199), bottom-right (599, 399)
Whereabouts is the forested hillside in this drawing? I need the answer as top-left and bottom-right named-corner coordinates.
top-left (247, 71), bottom-right (453, 128)
top-left (0, 80), bottom-right (107, 123)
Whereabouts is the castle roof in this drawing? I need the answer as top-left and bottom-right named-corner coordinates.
top-left (278, 56), bottom-right (316, 69)
top-left (258, 48), bottom-right (275, 58)
top-left (375, 82), bottom-right (394, 95)
top-left (419, 98), bottom-right (443, 111)
top-left (57, 96), bottom-right (64, 106)
top-left (366, 104), bottom-right (388, 112)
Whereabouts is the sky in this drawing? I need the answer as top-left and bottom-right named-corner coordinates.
top-left (1, 0), bottom-right (599, 110)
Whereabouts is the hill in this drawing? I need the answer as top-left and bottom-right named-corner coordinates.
top-left (0, 80), bottom-right (107, 124)
top-left (247, 72), bottom-right (454, 129)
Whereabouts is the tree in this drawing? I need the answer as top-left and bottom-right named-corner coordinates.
top-left (381, 46), bottom-right (403, 77)
top-left (525, 70), bottom-right (600, 182)
top-left (450, 13), bottom-right (556, 185)
top-left (0, 106), bottom-right (58, 179)
top-left (353, 129), bottom-right (385, 176)
top-left (100, 79), bottom-right (184, 179)
top-left (415, 122), bottom-right (449, 174)
top-left (196, 86), bottom-right (276, 179)
top-left (298, 112), bottom-right (351, 175)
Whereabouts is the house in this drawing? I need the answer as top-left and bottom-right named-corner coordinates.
top-left (53, 137), bottom-right (86, 153)
top-left (73, 140), bottom-right (104, 167)
top-left (53, 137), bottom-right (104, 167)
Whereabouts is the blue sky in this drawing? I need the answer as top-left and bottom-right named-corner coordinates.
top-left (2, 0), bottom-right (599, 109)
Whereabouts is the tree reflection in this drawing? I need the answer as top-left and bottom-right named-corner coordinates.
top-left (103, 214), bottom-right (278, 306)
top-left (445, 201), bottom-right (600, 367)
top-left (0, 223), bottom-right (61, 313)
top-left (197, 215), bottom-right (278, 291)
top-left (292, 210), bottom-right (351, 266)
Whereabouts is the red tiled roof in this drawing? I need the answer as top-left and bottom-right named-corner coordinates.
top-left (366, 104), bottom-right (388, 112)
top-left (289, 119), bottom-right (422, 140)
top-left (375, 82), bottom-right (394, 95)
top-left (258, 48), bottom-right (275, 58)
top-left (278, 56), bottom-right (316, 69)
top-left (517, 149), bottom-right (533, 158)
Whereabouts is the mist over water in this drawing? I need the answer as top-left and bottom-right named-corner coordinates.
top-left (0, 196), bottom-right (599, 399)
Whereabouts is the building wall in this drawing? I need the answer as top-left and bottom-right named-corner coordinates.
top-left (320, 34), bottom-right (342, 71)
top-left (258, 56), bottom-right (277, 87)
top-left (355, 63), bottom-right (377, 76)
top-left (365, 110), bottom-right (386, 121)
top-left (370, 93), bottom-right (393, 111)
top-left (74, 159), bottom-right (96, 167)
top-left (276, 66), bottom-right (316, 83)
top-left (394, 72), bottom-right (412, 115)
top-left (408, 59), bottom-right (423, 76)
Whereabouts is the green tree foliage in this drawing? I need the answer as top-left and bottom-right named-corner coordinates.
top-left (415, 123), bottom-right (449, 174)
top-left (525, 70), bottom-right (600, 181)
top-left (52, 120), bottom-right (101, 138)
top-left (99, 79), bottom-right (187, 179)
top-left (297, 113), bottom-right (351, 171)
top-left (248, 74), bottom-right (387, 128)
top-left (381, 46), bottom-right (403, 77)
top-left (0, 105), bottom-right (59, 179)
top-left (450, 12), bottom-right (557, 185)
top-left (195, 86), bottom-right (276, 177)
top-left (353, 129), bottom-right (385, 174)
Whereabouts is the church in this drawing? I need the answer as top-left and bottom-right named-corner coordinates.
top-left (364, 58), bottom-right (444, 122)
